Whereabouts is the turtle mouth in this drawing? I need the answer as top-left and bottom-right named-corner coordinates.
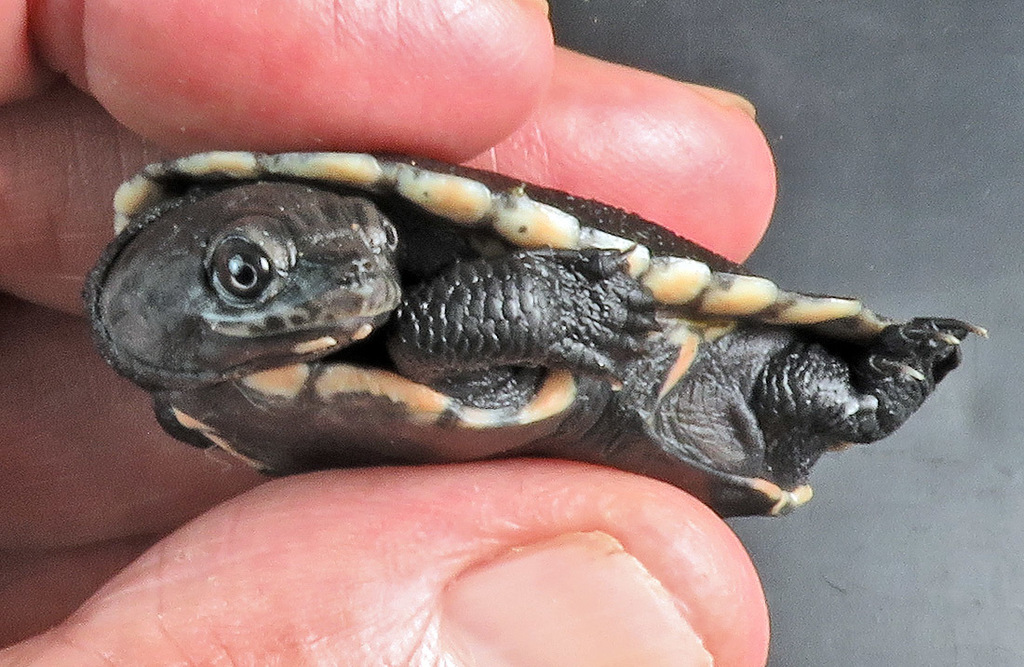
top-left (253, 297), bottom-right (405, 377)
top-left (284, 319), bottom-right (386, 366)
top-left (286, 315), bottom-right (379, 355)
top-left (225, 310), bottom-right (388, 381)
top-left (200, 304), bottom-right (396, 390)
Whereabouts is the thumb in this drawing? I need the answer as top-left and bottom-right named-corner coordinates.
top-left (3, 461), bottom-right (768, 666)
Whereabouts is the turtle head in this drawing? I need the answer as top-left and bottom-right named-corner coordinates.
top-left (86, 181), bottom-right (401, 389)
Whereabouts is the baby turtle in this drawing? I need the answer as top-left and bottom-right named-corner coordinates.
top-left (85, 152), bottom-right (981, 517)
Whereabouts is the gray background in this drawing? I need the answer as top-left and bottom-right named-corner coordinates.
top-left (550, 2), bottom-right (1024, 665)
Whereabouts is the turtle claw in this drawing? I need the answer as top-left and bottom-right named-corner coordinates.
top-left (833, 322), bottom-right (982, 440)
top-left (934, 332), bottom-right (962, 346)
top-left (968, 323), bottom-right (990, 338)
top-left (900, 364), bottom-right (927, 382)
top-left (869, 357), bottom-right (928, 382)
top-left (577, 246), bottom-right (635, 280)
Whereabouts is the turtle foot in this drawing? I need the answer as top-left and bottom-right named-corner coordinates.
top-left (832, 317), bottom-right (981, 440)
top-left (863, 317), bottom-right (980, 388)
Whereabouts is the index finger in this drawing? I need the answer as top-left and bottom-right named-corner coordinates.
top-left (33, 0), bottom-right (555, 155)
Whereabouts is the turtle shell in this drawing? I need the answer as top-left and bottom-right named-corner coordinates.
top-left (86, 152), bottom-right (978, 516)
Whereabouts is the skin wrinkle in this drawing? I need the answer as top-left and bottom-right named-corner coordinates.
top-left (388, 601), bottom-right (441, 666)
top-left (58, 119), bottom-right (84, 281)
top-left (330, 0), bottom-right (346, 52)
top-left (77, 0), bottom-right (102, 96)
top-left (2, 96), bottom-right (31, 235)
top-left (152, 540), bottom-right (194, 667)
top-left (326, 543), bottom-right (439, 663)
top-left (468, 116), bottom-right (553, 184)
top-left (472, 145), bottom-right (500, 172)
top-left (518, 119), bottom-right (554, 182)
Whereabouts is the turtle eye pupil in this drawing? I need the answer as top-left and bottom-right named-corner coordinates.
top-left (227, 254), bottom-right (263, 290)
top-left (210, 237), bottom-right (276, 301)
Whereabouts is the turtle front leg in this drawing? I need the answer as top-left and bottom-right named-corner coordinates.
top-left (753, 318), bottom-right (978, 484)
top-left (387, 248), bottom-right (658, 386)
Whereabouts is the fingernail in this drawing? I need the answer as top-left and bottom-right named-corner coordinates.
top-left (439, 531), bottom-right (712, 666)
top-left (684, 82), bottom-right (758, 120)
top-left (514, 0), bottom-right (550, 17)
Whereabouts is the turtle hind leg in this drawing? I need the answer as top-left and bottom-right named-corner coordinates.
top-left (753, 317), bottom-right (977, 482)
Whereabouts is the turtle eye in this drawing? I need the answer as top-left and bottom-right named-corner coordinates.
top-left (209, 236), bottom-right (276, 302)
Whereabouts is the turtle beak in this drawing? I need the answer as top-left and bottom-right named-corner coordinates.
top-left (272, 279), bottom-right (401, 354)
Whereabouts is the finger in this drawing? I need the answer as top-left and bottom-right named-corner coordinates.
top-left (0, 534), bottom-right (154, 647)
top-left (0, 298), bottom-right (261, 646)
top-left (0, 0), bottom-right (52, 101)
top-left (34, 0), bottom-right (554, 155)
top-left (468, 49), bottom-right (776, 262)
top-left (5, 462), bottom-right (769, 665)
top-left (0, 298), bottom-right (262, 554)
top-left (0, 85), bottom-right (160, 312)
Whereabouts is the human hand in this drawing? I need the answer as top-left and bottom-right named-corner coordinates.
top-left (0, 1), bottom-right (776, 664)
